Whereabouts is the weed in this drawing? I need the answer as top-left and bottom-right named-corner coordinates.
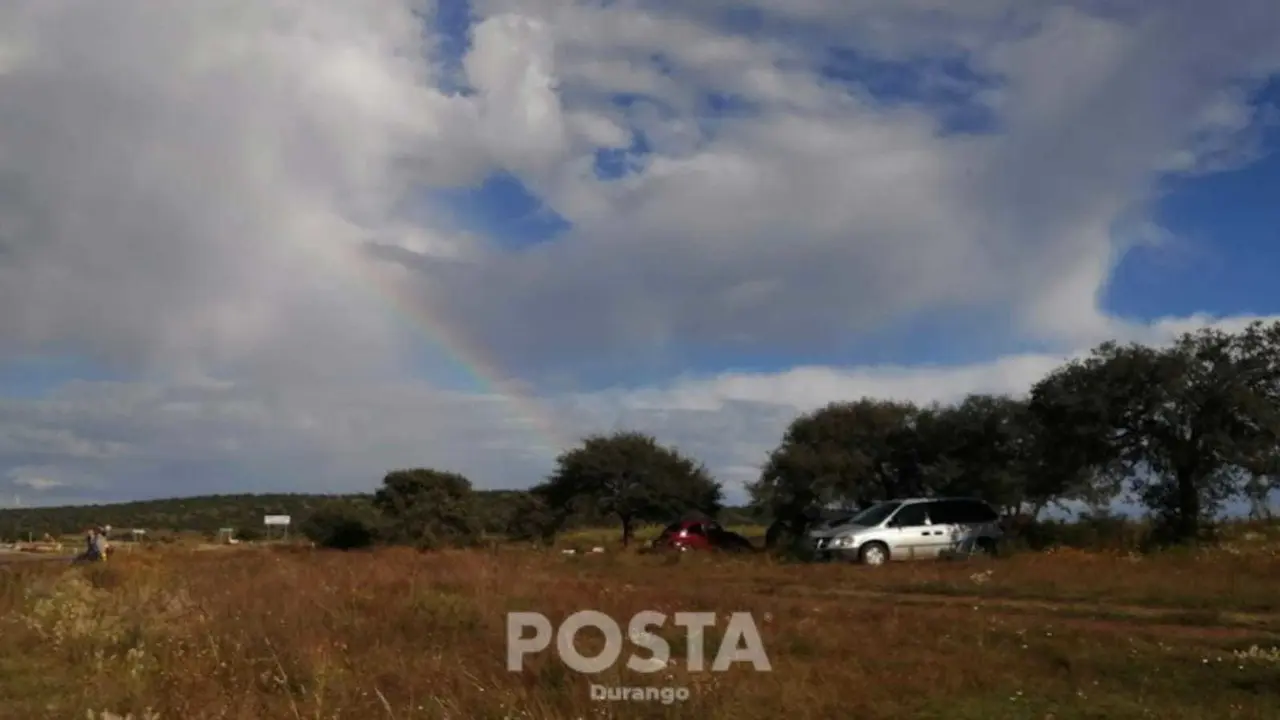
top-left (0, 542), bottom-right (1276, 719)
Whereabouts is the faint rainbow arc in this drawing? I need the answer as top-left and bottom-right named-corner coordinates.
top-left (352, 258), bottom-right (573, 456)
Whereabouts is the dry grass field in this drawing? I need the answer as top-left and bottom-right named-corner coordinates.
top-left (2, 528), bottom-right (1280, 720)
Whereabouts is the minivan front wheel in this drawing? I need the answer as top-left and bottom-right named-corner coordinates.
top-left (859, 542), bottom-right (889, 566)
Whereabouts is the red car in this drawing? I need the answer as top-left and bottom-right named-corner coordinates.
top-left (652, 520), bottom-right (755, 553)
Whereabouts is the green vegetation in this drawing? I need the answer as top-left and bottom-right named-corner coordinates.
top-left (3, 322), bottom-right (1279, 555)
top-left (0, 488), bottom-right (761, 545)
top-left (531, 431), bottom-right (723, 546)
top-left (751, 322), bottom-right (1280, 548)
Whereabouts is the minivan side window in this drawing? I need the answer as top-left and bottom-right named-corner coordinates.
top-left (953, 500), bottom-right (998, 524)
top-left (929, 500), bottom-right (963, 525)
top-left (935, 500), bottom-right (999, 524)
top-left (890, 503), bottom-right (930, 527)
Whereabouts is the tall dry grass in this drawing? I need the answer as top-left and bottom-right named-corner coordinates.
top-left (1, 542), bottom-right (1279, 719)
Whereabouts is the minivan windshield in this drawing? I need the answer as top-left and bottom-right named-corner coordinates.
top-left (842, 502), bottom-right (902, 528)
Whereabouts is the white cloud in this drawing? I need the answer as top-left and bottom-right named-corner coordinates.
top-left (10, 474), bottom-right (67, 492)
top-left (466, 14), bottom-right (571, 178)
top-left (401, 1), bottom-right (1280, 379)
top-left (0, 1), bottom-right (1278, 505)
top-left (6, 311), bottom-right (1278, 506)
top-left (0, 0), bottom-right (493, 382)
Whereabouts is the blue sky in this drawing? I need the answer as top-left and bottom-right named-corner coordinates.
top-left (0, 355), bottom-right (123, 398)
top-left (1107, 80), bottom-right (1280, 321)
top-left (1, 0), bottom-right (1279, 509)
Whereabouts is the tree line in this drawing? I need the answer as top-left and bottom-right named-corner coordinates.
top-left (301, 432), bottom-right (734, 550)
top-left (751, 322), bottom-right (1280, 546)
top-left (4, 322), bottom-right (1278, 550)
top-left (297, 322), bottom-right (1280, 551)
top-left (0, 486), bottom-right (758, 544)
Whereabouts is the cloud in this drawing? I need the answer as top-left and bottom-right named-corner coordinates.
top-left (10, 474), bottom-right (67, 492)
top-left (1, 363), bottom-right (1026, 505)
top-left (0, 1), bottom-right (1278, 506)
top-left (0, 0), bottom-right (492, 382)
top-left (401, 0), bottom-right (1280, 380)
top-left (5, 310), bottom-right (1277, 507)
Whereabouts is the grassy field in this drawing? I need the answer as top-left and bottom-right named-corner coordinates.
top-left (2, 531), bottom-right (1279, 720)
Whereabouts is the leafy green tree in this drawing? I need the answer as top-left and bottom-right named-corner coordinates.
top-left (917, 396), bottom-right (1023, 512)
top-left (749, 399), bottom-right (925, 545)
top-left (533, 431), bottom-right (722, 546)
top-left (920, 395), bottom-right (1097, 517)
top-left (300, 500), bottom-right (381, 550)
top-left (373, 469), bottom-right (482, 550)
top-left (1029, 323), bottom-right (1280, 543)
top-left (504, 491), bottom-right (557, 544)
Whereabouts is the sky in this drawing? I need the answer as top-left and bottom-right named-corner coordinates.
top-left (1, 0), bottom-right (1279, 509)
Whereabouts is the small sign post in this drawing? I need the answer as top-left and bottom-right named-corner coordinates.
top-left (263, 515), bottom-right (291, 541)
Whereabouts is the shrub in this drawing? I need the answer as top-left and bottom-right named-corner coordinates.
top-left (373, 469), bottom-right (483, 550)
top-left (233, 526), bottom-right (263, 543)
top-left (300, 502), bottom-right (380, 550)
top-left (505, 493), bottom-right (557, 544)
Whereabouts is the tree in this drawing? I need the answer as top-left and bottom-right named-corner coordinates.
top-left (748, 399), bottom-right (925, 546)
top-left (921, 395), bottom-right (1098, 518)
top-left (750, 446), bottom-right (836, 549)
top-left (533, 432), bottom-right (722, 547)
top-left (504, 492), bottom-right (557, 544)
top-left (918, 396), bottom-right (1030, 514)
top-left (1029, 323), bottom-right (1280, 543)
top-left (300, 500), bottom-right (380, 550)
top-left (372, 469), bottom-right (483, 550)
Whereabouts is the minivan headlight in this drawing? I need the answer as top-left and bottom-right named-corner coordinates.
top-left (829, 535), bottom-right (857, 548)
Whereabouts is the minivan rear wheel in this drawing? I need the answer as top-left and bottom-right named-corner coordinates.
top-left (859, 542), bottom-right (889, 566)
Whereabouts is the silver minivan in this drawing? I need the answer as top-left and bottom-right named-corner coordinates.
top-left (808, 497), bottom-right (1003, 565)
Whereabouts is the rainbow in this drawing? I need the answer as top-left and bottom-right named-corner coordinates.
top-left (353, 254), bottom-right (573, 456)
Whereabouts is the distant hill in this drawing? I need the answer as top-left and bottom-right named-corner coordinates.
top-left (0, 493), bottom-right (363, 540)
top-left (0, 491), bottom-right (763, 541)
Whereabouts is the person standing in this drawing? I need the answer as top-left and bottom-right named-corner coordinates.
top-left (92, 526), bottom-right (108, 561)
top-left (84, 527), bottom-right (98, 560)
